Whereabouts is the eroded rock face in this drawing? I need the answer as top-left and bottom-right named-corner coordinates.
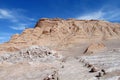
top-left (35, 18), bottom-right (120, 40)
top-left (0, 18), bottom-right (120, 52)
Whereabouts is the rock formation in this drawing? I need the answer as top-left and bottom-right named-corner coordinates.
top-left (0, 46), bottom-right (62, 63)
top-left (0, 18), bottom-right (120, 80)
top-left (0, 18), bottom-right (120, 52)
top-left (84, 42), bottom-right (106, 54)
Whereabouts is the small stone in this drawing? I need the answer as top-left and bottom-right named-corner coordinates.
top-left (96, 72), bottom-right (103, 78)
top-left (101, 69), bottom-right (106, 75)
top-left (61, 65), bottom-right (64, 68)
top-left (87, 64), bottom-right (93, 68)
top-left (89, 67), bottom-right (98, 73)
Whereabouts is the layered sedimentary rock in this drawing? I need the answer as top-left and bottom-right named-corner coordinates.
top-left (0, 18), bottom-right (120, 52)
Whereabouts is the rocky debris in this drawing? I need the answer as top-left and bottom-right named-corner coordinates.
top-left (43, 71), bottom-right (59, 80)
top-left (94, 70), bottom-right (107, 79)
top-left (0, 62), bottom-right (60, 80)
top-left (0, 46), bottom-right (119, 80)
top-left (0, 46), bottom-right (62, 63)
top-left (96, 72), bottom-right (103, 78)
top-left (81, 48), bottom-right (120, 80)
top-left (84, 42), bottom-right (106, 54)
top-left (101, 69), bottom-right (106, 75)
top-left (95, 70), bottom-right (107, 79)
top-left (58, 57), bottom-right (98, 80)
top-left (86, 63), bottom-right (93, 68)
top-left (78, 56), bottom-right (107, 79)
top-left (81, 60), bottom-right (94, 68)
top-left (89, 67), bottom-right (99, 72)
top-left (0, 55), bottom-right (99, 80)
top-left (0, 49), bottom-right (99, 80)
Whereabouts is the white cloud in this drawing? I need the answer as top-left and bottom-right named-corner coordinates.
top-left (76, 9), bottom-right (120, 21)
top-left (10, 23), bottom-right (28, 30)
top-left (0, 9), bottom-right (16, 22)
top-left (0, 8), bottom-right (35, 30)
top-left (0, 8), bottom-right (35, 43)
top-left (77, 11), bottom-right (104, 20)
top-left (10, 26), bottom-right (26, 30)
top-left (0, 8), bottom-right (35, 22)
top-left (0, 9), bottom-right (13, 18)
top-left (28, 18), bottom-right (36, 21)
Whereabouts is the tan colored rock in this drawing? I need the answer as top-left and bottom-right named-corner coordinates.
top-left (0, 18), bottom-right (120, 53)
top-left (6, 47), bottom-right (19, 52)
top-left (84, 42), bottom-right (106, 54)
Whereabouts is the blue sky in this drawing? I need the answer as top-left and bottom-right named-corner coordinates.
top-left (0, 0), bottom-right (120, 43)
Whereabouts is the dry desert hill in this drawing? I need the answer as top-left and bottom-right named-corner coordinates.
top-left (0, 18), bottom-right (120, 80)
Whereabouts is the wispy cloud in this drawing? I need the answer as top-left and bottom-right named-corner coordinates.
top-left (0, 8), bottom-right (36, 30)
top-left (76, 8), bottom-right (120, 21)
top-left (0, 9), bottom-right (13, 18)
top-left (77, 11), bottom-right (104, 20)
top-left (0, 8), bottom-right (36, 43)
top-left (10, 23), bottom-right (28, 30)
top-left (0, 9), bottom-right (18, 22)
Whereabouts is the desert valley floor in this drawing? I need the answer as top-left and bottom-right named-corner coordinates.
top-left (0, 19), bottom-right (120, 80)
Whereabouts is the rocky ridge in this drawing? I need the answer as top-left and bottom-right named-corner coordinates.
top-left (0, 18), bottom-right (120, 53)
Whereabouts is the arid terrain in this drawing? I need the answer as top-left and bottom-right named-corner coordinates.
top-left (0, 18), bottom-right (120, 80)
